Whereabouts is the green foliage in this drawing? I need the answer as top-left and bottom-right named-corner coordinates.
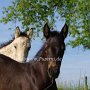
top-left (0, 0), bottom-right (90, 49)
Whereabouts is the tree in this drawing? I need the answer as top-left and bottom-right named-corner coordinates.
top-left (0, 0), bottom-right (90, 49)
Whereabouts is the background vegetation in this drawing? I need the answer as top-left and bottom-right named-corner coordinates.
top-left (58, 76), bottom-right (90, 90)
top-left (0, 0), bottom-right (90, 49)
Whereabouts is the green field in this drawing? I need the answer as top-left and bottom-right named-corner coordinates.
top-left (58, 84), bottom-right (85, 90)
top-left (58, 76), bottom-right (90, 90)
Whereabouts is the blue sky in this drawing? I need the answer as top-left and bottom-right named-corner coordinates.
top-left (0, 0), bottom-right (90, 85)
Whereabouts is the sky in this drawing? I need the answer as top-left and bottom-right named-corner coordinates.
top-left (0, 0), bottom-right (90, 85)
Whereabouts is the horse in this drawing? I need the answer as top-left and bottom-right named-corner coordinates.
top-left (0, 23), bottom-right (68, 90)
top-left (34, 23), bottom-right (68, 90)
top-left (0, 26), bottom-right (33, 62)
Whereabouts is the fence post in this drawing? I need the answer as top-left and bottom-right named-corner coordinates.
top-left (84, 76), bottom-right (88, 90)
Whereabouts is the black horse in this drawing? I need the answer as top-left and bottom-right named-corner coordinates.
top-left (34, 23), bottom-right (68, 90)
top-left (0, 23), bottom-right (68, 90)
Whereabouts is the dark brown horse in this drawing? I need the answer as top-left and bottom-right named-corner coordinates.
top-left (34, 23), bottom-right (68, 90)
top-left (0, 23), bottom-right (68, 90)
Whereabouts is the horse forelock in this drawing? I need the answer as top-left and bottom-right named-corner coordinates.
top-left (34, 31), bottom-right (61, 59)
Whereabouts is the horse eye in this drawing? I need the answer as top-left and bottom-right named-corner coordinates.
top-left (14, 45), bottom-right (17, 49)
top-left (61, 45), bottom-right (65, 50)
top-left (28, 46), bottom-right (31, 50)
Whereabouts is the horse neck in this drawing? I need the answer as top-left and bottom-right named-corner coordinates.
top-left (33, 44), bottom-right (49, 79)
top-left (28, 61), bottom-right (51, 89)
top-left (31, 45), bottom-right (53, 89)
top-left (0, 42), bottom-right (15, 60)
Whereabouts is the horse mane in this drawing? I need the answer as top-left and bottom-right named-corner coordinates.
top-left (0, 31), bottom-right (28, 49)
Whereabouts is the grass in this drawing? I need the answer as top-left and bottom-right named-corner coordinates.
top-left (58, 84), bottom-right (84, 90)
top-left (58, 76), bottom-right (90, 90)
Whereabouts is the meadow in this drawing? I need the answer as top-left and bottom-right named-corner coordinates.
top-left (58, 76), bottom-right (90, 90)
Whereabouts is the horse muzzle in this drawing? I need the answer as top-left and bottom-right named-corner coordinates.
top-left (48, 67), bottom-right (60, 79)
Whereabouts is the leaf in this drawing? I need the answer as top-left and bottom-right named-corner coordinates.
top-left (0, 0), bottom-right (90, 49)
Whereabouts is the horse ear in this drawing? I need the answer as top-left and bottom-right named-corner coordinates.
top-left (60, 23), bottom-right (68, 40)
top-left (43, 23), bottom-right (50, 39)
top-left (15, 26), bottom-right (21, 38)
top-left (26, 29), bottom-right (33, 39)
